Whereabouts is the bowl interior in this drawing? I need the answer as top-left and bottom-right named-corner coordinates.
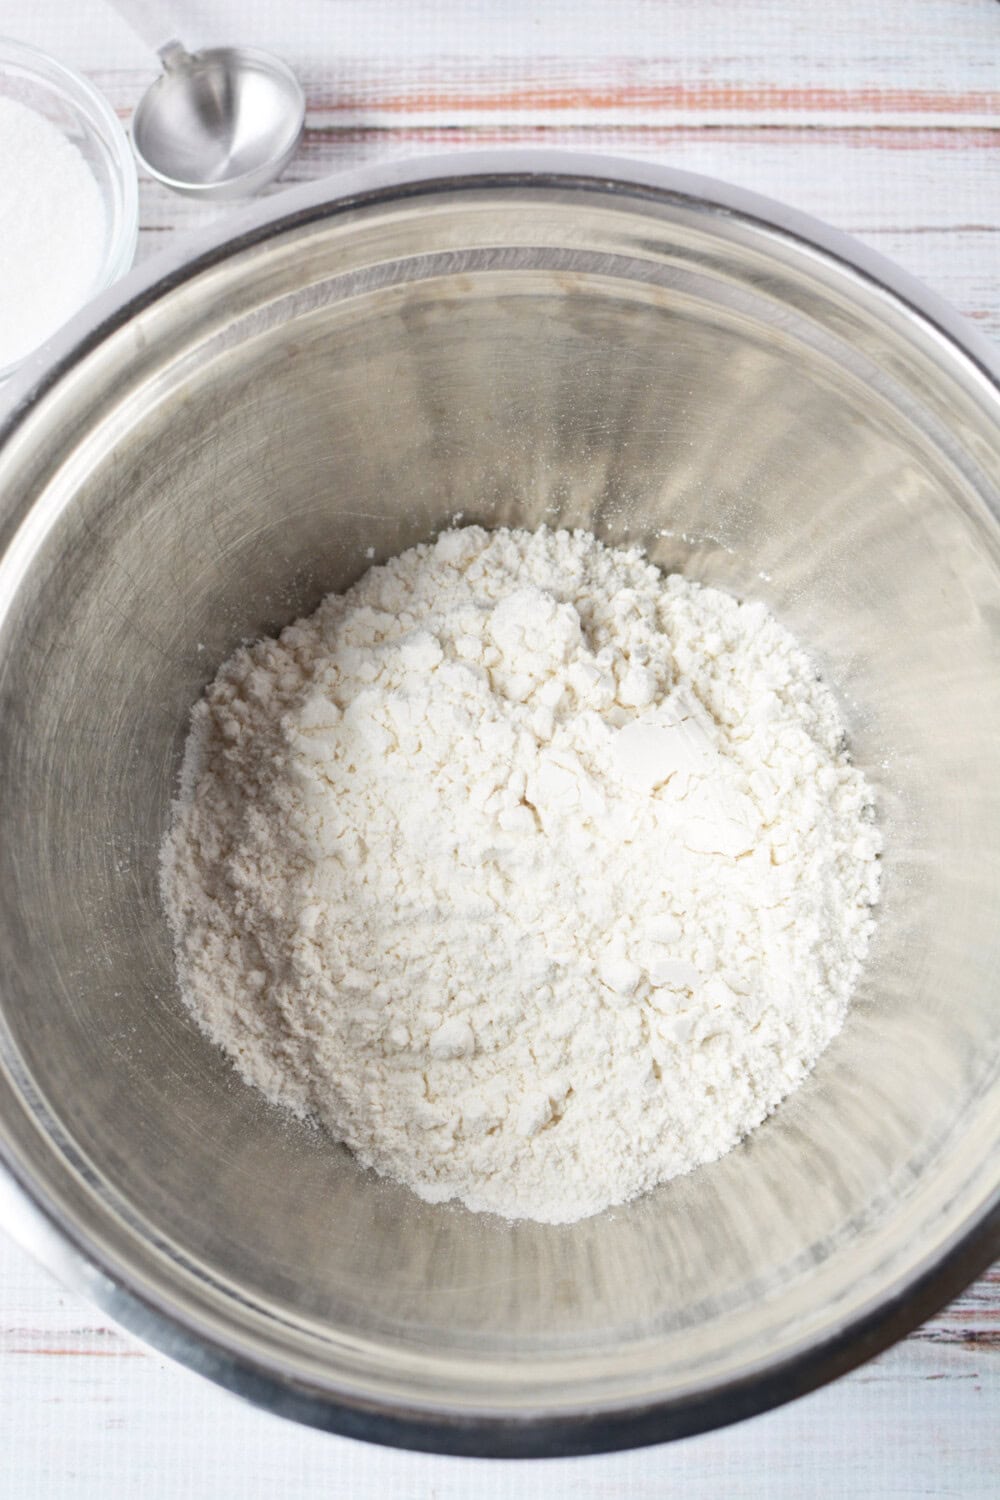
top-left (0, 175), bottom-right (998, 1448)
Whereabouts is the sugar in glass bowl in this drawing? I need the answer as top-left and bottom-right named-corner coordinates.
top-left (0, 37), bottom-right (138, 383)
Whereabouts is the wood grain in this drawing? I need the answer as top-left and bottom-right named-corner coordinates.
top-left (0, 0), bottom-right (998, 1493)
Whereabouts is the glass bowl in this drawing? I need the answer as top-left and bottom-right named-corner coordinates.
top-left (0, 37), bottom-right (138, 383)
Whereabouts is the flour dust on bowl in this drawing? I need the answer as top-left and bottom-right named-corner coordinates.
top-left (0, 155), bottom-right (998, 1456)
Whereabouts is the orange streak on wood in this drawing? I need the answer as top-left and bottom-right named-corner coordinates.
top-left (314, 83), bottom-right (1000, 116)
top-left (5, 1347), bottom-right (146, 1357)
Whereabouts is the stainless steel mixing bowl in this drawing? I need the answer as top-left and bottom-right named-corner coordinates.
top-left (0, 154), bottom-right (998, 1456)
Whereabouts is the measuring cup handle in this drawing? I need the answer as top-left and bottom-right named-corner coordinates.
top-left (109, 0), bottom-right (187, 65)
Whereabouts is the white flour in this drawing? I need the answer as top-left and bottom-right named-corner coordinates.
top-left (0, 96), bottom-right (105, 369)
top-left (162, 526), bottom-right (881, 1223)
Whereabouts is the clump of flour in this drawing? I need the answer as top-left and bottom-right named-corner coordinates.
top-left (162, 526), bottom-right (881, 1223)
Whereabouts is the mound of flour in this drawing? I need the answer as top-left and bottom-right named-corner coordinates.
top-left (162, 525), bottom-right (881, 1223)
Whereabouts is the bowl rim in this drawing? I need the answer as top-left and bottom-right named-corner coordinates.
top-left (0, 149), bottom-right (997, 1457)
top-left (0, 35), bottom-right (139, 383)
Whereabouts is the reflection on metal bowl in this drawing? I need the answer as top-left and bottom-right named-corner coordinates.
top-left (0, 154), bottom-right (998, 1456)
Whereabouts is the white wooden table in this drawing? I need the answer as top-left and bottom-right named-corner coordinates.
top-left (2, 2), bottom-right (998, 1493)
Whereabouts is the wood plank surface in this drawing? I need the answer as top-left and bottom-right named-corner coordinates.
top-left (1, 0), bottom-right (998, 1494)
